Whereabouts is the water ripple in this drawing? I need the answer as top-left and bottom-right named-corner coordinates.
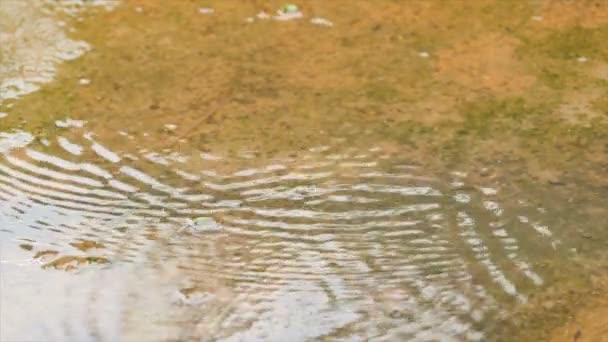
top-left (0, 130), bottom-right (570, 341)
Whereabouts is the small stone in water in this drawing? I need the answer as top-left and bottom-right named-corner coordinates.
top-left (0, 112), bottom-right (7, 118)
top-left (79, 78), bottom-right (91, 85)
top-left (418, 51), bottom-right (430, 58)
top-left (164, 124), bottom-right (177, 131)
top-left (577, 56), bottom-right (588, 63)
top-left (135, 6), bottom-right (143, 13)
top-left (199, 7), bottom-right (214, 14)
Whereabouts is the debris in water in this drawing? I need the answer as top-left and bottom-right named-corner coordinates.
top-left (531, 16), bottom-right (543, 21)
top-left (200, 152), bottom-right (222, 160)
top-left (199, 7), bottom-right (214, 14)
top-left (275, 4), bottom-right (303, 21)
top-left (164, 124), bottom-right (177, 131)
top-left (19, 244), bottom-right (33, 251)
top-left (310, 17), bottom-right (333, 27)
top-left (256, 11), bottom-right (270, 20)
top-left (33, 250), bottom-right (59, 260)
top-left (135, 6), bottom-right (143, 13)
top-left (0, 112), bottom-right (7, 118)
top-left (282, 4), bottom-right (299, 14)
top-left (55, 118), bottom-right (86, 128)
top-left (193, 217), bottom-right (214, 225)
top-left (245, 17), bottom-right (255, 23)
top-left (577, 56), bottom-right (588, 63)
top-left (43, 255), bottom-right (110, 270)
top-left (181, 217), bottom-right (222, 233)
top-left (79, 78), bottom-right (91, 85)
top-left (418, 51), bottom-right (430, 58)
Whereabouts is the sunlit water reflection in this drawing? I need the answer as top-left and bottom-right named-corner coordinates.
top-left (0, 126), bottom-right (571, 341)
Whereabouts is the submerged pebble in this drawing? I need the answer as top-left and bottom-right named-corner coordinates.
top-left (199, 7), bottom-right (214, 14)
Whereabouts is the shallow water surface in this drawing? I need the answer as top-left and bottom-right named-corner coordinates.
top-left (0, 127), bottom-right (580, 341)
top-left (1, 1), bottom-right (608, 341)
